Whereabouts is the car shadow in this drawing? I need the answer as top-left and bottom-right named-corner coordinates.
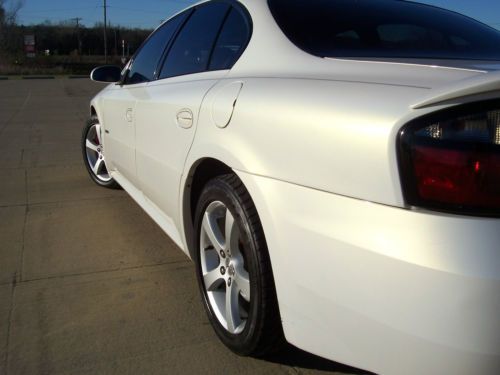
top-left (264, 343), bottom-right (375, 374)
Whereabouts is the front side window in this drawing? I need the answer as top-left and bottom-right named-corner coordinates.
top-left (268, 0), bottom-right (500, 60)
top-left (126, 13), bottom-right (187, 85)
top-left (159, 3), bottom-right (230, 79)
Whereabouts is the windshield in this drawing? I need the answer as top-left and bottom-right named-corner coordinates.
top-left (268, 0), bottom-right (500, 61)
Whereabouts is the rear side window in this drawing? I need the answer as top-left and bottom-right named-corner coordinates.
top-left (126, 13), bottom-right (186, 84)
top-left (209, 8), bottom-right (251, 71)
top-left (159, 3), bottom-right (230, 79)
top-left (268, 0), bottom-right (500, 60)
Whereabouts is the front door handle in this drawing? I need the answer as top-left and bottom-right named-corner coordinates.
top-left (176, 109), bottom-right (194, 129)
top-left (126, 108), bottom-right (133, 122)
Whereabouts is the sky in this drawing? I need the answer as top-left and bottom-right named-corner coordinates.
top-left (11, 0), bottom-right (500, 30)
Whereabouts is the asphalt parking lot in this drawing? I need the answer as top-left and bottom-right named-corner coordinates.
top-left (0, 79), bottom-right (367, 375)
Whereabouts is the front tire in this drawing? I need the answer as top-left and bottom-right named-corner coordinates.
top-left (81, 116), bottom-right (120, 189)
top-left (194, 174), bottom-right (283, 356)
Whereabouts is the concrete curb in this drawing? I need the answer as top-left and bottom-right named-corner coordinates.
top-left (22, 76), bottom-right (55, 80)
top-left (0, 76), bottom-right (89, 80)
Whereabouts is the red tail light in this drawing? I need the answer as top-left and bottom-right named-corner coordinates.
top-left (399, 101), bottom-right (500, 216)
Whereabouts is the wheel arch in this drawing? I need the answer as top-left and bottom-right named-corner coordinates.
top-left (180, 137), bottom-right (276, 260)
top-left (181, 154), bottom-right (289, 339)
top-left (182, 157), bottom-right (233, 259)
top-left (180, 154), bottom-right (282, 291)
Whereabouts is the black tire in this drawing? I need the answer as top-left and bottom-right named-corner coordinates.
top-left (81, 116), bottom-right (120, 189)
top-left (194, 174), bottom-right (284, 357)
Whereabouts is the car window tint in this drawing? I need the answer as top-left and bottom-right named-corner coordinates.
top-left (377, 24), bottom-right (448, 50)
top-left (268, 0), bottom-right (500, 60)
top-left (209, 8), bottom-right (250, 71)
top-left (159, 3), bottom-right (230, 79)
top-left (334, 30), bottom-right (361, 49)
top-left (126, 13), bottom-right (186, 84)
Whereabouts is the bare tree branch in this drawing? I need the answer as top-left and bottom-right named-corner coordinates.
top-left (0, 0), bottom-right (25, 54)
top-left (5, 0), bottom-right (25, 25)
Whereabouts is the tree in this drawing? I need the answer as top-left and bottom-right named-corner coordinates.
top-left (0, 3), bottom-right (5, 25)
top-left (0, 0), bottom-right (24, 24)
top-left (0, 0), bottom-right (25, 54)
top-left (0, 1), bottom-right (7, 54)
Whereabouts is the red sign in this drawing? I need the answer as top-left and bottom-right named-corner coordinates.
top-left (24, 35), bottom-right (36, 57)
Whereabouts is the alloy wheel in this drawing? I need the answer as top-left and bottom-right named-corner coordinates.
top-left (199, 201), bottom-right (251, 335)
top-left (85, 123), bottom-right (112, 182)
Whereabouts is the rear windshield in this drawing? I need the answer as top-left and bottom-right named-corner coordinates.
top-left (268, 0), bottom-right (500, 61)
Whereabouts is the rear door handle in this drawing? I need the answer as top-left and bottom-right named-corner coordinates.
top-left (176, 109), bottom-right (194, 129)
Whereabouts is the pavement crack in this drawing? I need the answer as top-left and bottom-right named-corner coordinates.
top-left (19, 259), bottom-right (192, 284)
top-left (4, 272), bottom-right (18, 375)
top-left (24, 169), bottom-right (28, 208)
top-left (19, 150), bottom-right (25, 169)
top-left (19, 203), bottom-right (29, 283)
top-left (0, 89), bottom-right (32, 136)
top-left (0, 203), bottom-right (27, 209)
top-left (27, 194), bottom-right (128, 208)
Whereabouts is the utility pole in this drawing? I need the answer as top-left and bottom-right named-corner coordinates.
top-left (103, 0), bottom-right (108, 63)
top-left (121, 39), bottom-right (125, 64)
top-left (71, 17), bottom-right (83, 56)
top-left (114, 28), bottom-right (117, 57)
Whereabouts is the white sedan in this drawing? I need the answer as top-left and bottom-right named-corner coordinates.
top-left (83, 0), bottom-right (500, 374)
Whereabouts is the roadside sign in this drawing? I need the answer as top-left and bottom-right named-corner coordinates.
top-left (24, 35), bottom-right (36, 58)
top-left (24, 35), bottom-right (35, 45)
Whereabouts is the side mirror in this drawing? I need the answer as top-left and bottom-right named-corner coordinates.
top-left (90, 65), bottom-right (122, 83)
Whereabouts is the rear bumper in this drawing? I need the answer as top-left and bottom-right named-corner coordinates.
top-left (237, 171), bottom-right (500, 375)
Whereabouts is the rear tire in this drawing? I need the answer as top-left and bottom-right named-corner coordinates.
top-left (194, 174), bottom-right (284, 356)
top-left (82, 116), bottom-right (120, 189)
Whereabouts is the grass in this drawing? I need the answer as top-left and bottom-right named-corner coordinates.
top-left (0, 63), bottom-right (67, 75)
top-left (0, 55), bottom-right (124, 76)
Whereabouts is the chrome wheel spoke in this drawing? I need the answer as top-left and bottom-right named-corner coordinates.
top-left (225, 208), bottom-right (238, 255)
top-left (225, 281), bottom-right (241, 333)
top-left (204, 268), bottom-right (224, 291)
top-left (86, 139), bottom-right (98, 152)
top-left (234, 270), bottom-right (251, 302)
top-left (92, 158), bottom-right (104, 175)
top-left (203, 212), bottom-right (225, 252)
top-left (95, 123), bottom-right (102, 145)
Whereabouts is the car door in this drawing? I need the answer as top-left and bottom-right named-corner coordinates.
top-left (99, 65), bottom-right (138, 185)
top-left (134, 2), bottom-right (239, 224)
top-left (101, 13), bottom-right (187, 187)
